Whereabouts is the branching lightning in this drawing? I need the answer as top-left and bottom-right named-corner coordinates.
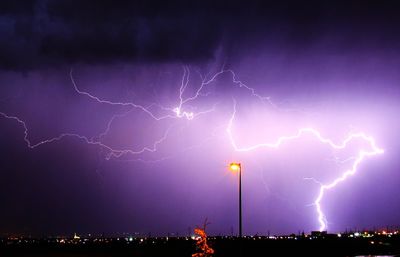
top-left (0, 66), bottom-right (384, 231)
top-left (0, 111), bottom-right (174, 160)
top-left (227, 99), bottom-right (384, 231)
top-left (0, 67), bottom-right (222, 161)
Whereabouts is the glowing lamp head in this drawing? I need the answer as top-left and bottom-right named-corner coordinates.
top-left (229, 162), bottom-right (241, 171)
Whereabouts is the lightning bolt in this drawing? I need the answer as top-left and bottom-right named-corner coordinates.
top-left (68, 66), bottom-right (274, 161)
top-left (0, 66), bottom-right (385, 232)
top-left (70, 67), bottom-right (218, 122)
top-left (0, 66), bottom-right (221, 162)
top-left (0, 111), bottom-right (174, 160)
top-left (227, 99), bottom-right (384, 231)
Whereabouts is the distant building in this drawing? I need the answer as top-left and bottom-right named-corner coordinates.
top-left (311, 231), bottom-right (327, 238)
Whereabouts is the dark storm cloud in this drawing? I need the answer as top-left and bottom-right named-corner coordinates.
top-left (0, 0), bottom-right (224, 70)
top-left (1, 0), bottom-right (400, 70)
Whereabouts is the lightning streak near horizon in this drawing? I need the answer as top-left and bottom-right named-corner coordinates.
top-left (0, 66), bottom-right (384, 231)
top-left (227, 99), bottom-right (384, 231)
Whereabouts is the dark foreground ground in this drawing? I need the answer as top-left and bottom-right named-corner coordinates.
top-left (1, 236), bottom-right (400, 257)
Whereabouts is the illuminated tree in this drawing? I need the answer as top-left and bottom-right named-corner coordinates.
top-left (192, 219), bottom-right (214, 257)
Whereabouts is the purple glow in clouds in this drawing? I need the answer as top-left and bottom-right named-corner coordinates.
top-left (3, 0), bottom-right (400, 237)
top-left (0, 65), bottom-right (384, 232)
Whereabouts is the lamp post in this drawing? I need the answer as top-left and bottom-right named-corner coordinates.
top-left (229, 162), bottom-right (242, 238)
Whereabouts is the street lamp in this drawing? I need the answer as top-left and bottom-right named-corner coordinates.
top-left (229, 162), bottom-right (242, 238)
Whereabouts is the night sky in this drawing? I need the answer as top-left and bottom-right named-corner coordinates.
top-left (1, 0), bottom-right (400, 236)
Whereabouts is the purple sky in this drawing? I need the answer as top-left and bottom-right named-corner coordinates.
top-left (0, 1), bottom-right (400, 236)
